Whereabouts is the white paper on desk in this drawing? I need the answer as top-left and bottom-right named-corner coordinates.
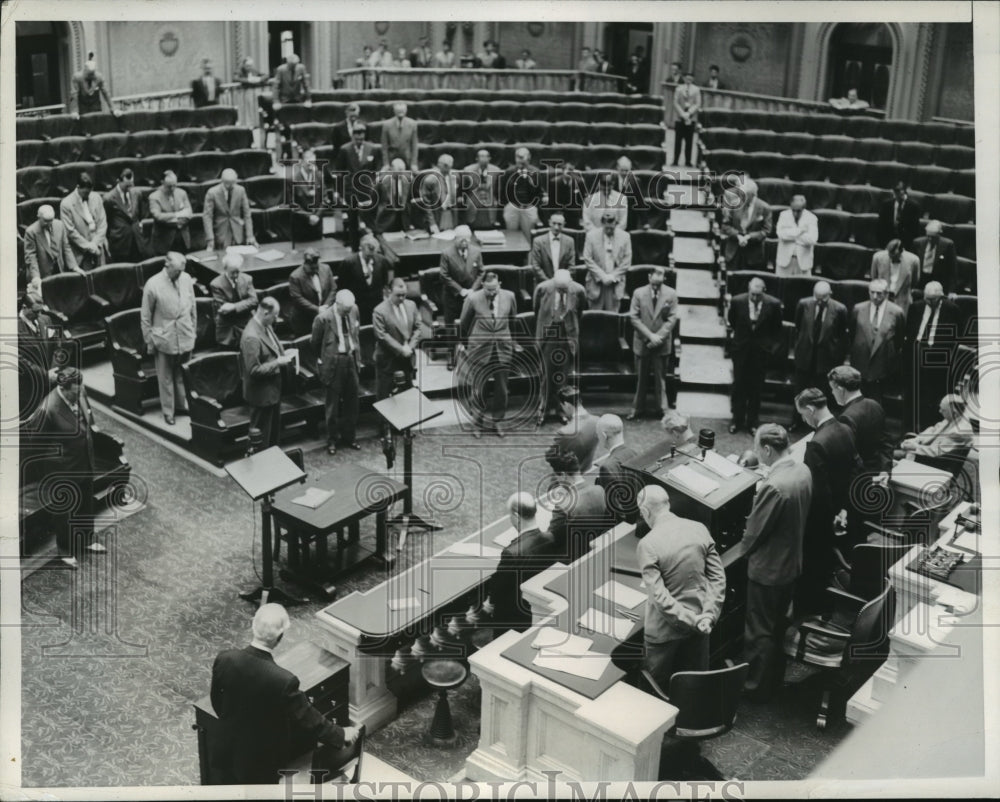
top-left (227, 245), bottom-right (259, 256)
top-left (405, 229), bottom-right (430, 240)
top-left (290, 487), bottom-right (332, 509)
top-left (577, 608), bottom-right (634, 640)
top-left (700, 449), bottom-right (743, 479)
top-left (493, 527), bottom-right (518, 548)
top-left (194, 251), bottom-right (218, 262)
top-left (476, 230), bottom-right (506, 245)
top-left (668, 464), bottom-right (719, 498)
top-left (388, 597), bottom-right (421, 612)
top-left (594, 580), bottom-right (647, 610)
top-left (381, 231), bottom-right (405, 242)
top-left (253, 249), bottom-right (285, 262)
top-left (431, 229), bottom-right (456, 241)
top-left (533, 650), bottom-right (611, 681)
top-left (531, 628), bottom-right (593, 654)
top-left (447, 542), bottom-right (502, 558)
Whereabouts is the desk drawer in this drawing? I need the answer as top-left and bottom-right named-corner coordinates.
top-left (307, 668), bottom-right (349, 703)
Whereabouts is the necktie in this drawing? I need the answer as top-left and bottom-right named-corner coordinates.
top-left (226, 187), bottom-right (232, 208)
top-left (812, 303), bottom-right (824, 343)
top-left (923, 242), bottom-right (936, 274)
top-left (556, 290), bottom-right (566, 317)
top-left (652, 287), bottom-right (659, 306)
top-left (124, 188), bottom-right (132, 216)
top-left (398, 119), bottom-right (403, 132)
top-left (459, 246), bottom-right (467, 261)
top-left (340, 313), bottom-right (351, 352)
top-left (364, 259), bottom-right (373, 283)
top-left (489, 297), bottom-right (496, 319)
top-left (45, 229), bottom-right (53, 253)
top-left (895, 201), bottom-right (901, 226)
top-left (395, 302), bottom-right (407, 331)
top-left (920, 305), bottom-right (937, 346)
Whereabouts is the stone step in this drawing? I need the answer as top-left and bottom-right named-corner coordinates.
top-left (679, 344), bottom-right (731, 387)
top-left (662, 182), bottom-right (712, 208)
top-left (678, 304), bottom-right (726, 343)
top-left (670, 208), bottom-right (712, 234)
top-left (676, 267), bottom-right (719, 301)
top-left (675, 390), bottom-right (731, 419)
top-left (672, 236), bottom-right (716, 266)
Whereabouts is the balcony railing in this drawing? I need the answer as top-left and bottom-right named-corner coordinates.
top-left (337, 67), bottom-right (625, 94)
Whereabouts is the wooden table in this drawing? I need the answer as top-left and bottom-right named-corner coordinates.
top-left (187, 239), bottom-right (352, 287)
top-left (380, 230), bottom-right (531, 271)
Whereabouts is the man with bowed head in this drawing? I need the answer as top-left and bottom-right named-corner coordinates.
top-left (204, 169), bottom-right (256, 252)
top-left (240, 297), bottom-right (295, 449)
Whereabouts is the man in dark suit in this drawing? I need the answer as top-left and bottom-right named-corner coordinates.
top-left (463, 149), bottom-right (504, 229)
top-left (190, 58), bottom-right (222, 107)
top-left (904, 280), bottom-right (962, 433)
top-left (210, 603), bottom-right (358, 784)
top-left (728, 277), bottom-right (783, 434)
top-left (440, 226), bottom-right (484, 364)
top-left (848, 278), bottom-right (906, 407)
top-left (339, 234), bottom-right (392, 325)
top-left (210, 253), bottom-right (258, 349)
top-left (911, 220), bottom-right (957, 294)
top-left (546, 163), bottom-right (585, 230)
top-left (311, 290), bottom-right (362, 455)
top-left (240, 298), bottom-right (292, 448)
top-left (736, 424), bottom-right (812, 700)
top-left (720, 180), bottom-right (771, 271)
top-left (331, 103), bottom-right (363, 152)
top-left (373, 158), bottom-right (417, 234)
top-left (273, 53), bottom-right (312, 106)
top-left (528, 213), bottom-right (576, 283)
top-left (792, 280), bottom-right (848, 425)
top-left (334, 123), bottom-right (380, 251)
top-left (372, 278), bottom-right (422, 400)
top-left (17, 292), bottom-right (58, 419)
top-left (532, 268), bottom-right (586, 424)
top-left (203, 170), bottom-right (256, 252)
top-left (595, 414), bottom-right (640, 524)
top-left (23, 205), bottom-right (81, 284)
top-left (486, 493), bottom-right (559, 632)
top-left (878, 182), bottom-right (923, 251)
top-left (629, 266), bottom-right (680, 420)
top-left (794, 388), bottom-right (863, 612)
top-left (552, 387), bottom-right (600, 474)
top-left (288, 249), bottom-right (337, 337)
top-left (546, 449), bottom-right (611, 564)
top-left (104, 168), bottom-right (149, 262)
top-left (458, 271), bottom-right (517, 437)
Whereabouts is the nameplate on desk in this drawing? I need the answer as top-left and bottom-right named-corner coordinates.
top-left (594, 580), bottom-right (646, 610)
top-left (445, 542), bottom-right (502, 558)
top-left (577, 608), bottom-right (634, 640)
top-left (290, 487), bottom-right (332, 509)
top-left (253, 249), bottom-right (285, 262)
top-left (666, 464), bottom-right (720, 498)
top-left (533, 650), bottom-right (610, 681)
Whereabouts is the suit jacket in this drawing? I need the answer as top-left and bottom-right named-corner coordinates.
top-left (528, 232), bottom-right (577, 282)
top-left (553, 410), bottom-right (600, 474)
top-left (728, 293), bottom-right (783, 360)
top-left (911, 235), bottom-right (957, 293)
top-left (793, 297), bottom-right (848, 374)
top-left (419, 168), bottom-right (462, 231)
top-left (532, 278), bottom-right (586, 348)
top-left (775, 208), bottom-right (818, 272)
top-left (878, 196), bottom-right (922, 249)
top-left (803, 417), bottom-right (862, 523)
top-left (23, 386), bottom-right (95, 476)
top-left (210, 645), bottom-right (344, 784)
top-left (273, 62), bottom-right (311, 104)
top-left (849, 300), bottom-right (905, 382)
top-left (335, 141), bottom-right (380, 202)
top-left (582, 227), bottom-right (632, 301)
top-left (870, 249), bottom-right (920, 318)
top-left (372, 298), bottom-right (421, 366)
top-left (148, 186), bottom-right (193, 254)
top-left (459, 288), bottom-right (517, 364)
top-left (311, 305), bottom-right (361, 383)
top-left (340, 253), bottom-right (392, 321)
top-left (907, 416), bottom-right (974, 458)
top-left (104, 185), bottom-right (149, 262)
top-left (720, 198), bottom-right (772, 269)
top-left (291, 163), bottom-right (323, 211)
top-left (739, 456), bottom-right (812, 585)
top-left (140, 269), bottom-right (197, 355)
top-left (17, 312), bottom-right (56, 416)
top-left (203, 183), bottom-right (253, 249)
top-left (288, 265), bottom-right (337, 336)
top-left (595, 444), bottom-right (640, 523)
top-left (190, 75), bottom-right (223, 107)
top-left (629, 284), bottom-right (679, 356)
top-left (638, 512), bottom-right (726, 643)
top-left (905, 298), bottom-right (960, 352)
top-left (838, 396), bottom-right (892, 474)
top-left (240, 315), bottom-right (285, 407)
top-left (60, 189), bottom-right (108, 265)
top-left (439, 242), bottom-right (484, 299)
top-left (463, 161), bottom-right (504, 224)
top-left (549, 483), bottom-right (611, 563)
top-left (373, 172), bottom-right (416, 233)
top-left (581, 190), bottom-right (628, 232)
top-left (380, 116), bottom-right (419, 168)
top-left (210, 272), bottom-right (258, 347)
top-left (23, 220), bottom-right (79, 281)
top-left (331, 119), bottom-right (363, 152)
top-left (486, 527), bottom-right (559, 631)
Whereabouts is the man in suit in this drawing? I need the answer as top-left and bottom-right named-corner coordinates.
top-left (728, 277), bottom-right (783, 434)
top-left (911, 220), bottom-right (957, 294)
top-left (792, 280), bottom-right (848, 422)
top-left (148, 171), bottom-right (194, 256)
top-left (210, 603), bottom-right (358, 784)
top-left (210, 253), bottom-right (258, 349)
top-left (629, 266), bottom-right (679, 419)
top-left (595, 414), bottom-right (640, 524)
top-left (204, 170), bottom-right (256, 252)
top-left (190, 58), bottom-right (222, 107)
top-left (501, 147), bottom-right (545, 240)
top-left (736, 424), bottom-right (812, 700)
top-left (272, 53), bottom-right (311, 107)
top-left (60, 172), bottom-right (108, 270)
top-left (528, 213), bottom-right (576, 283)
top-left (848, 278), bottom-right (906, 407)
top-left (870, 238), bottom-right (919, 318)
top-left (340, 234), bottom-right (392, 325)
top-left (463, 149), bottom-right (504, 229)
top-left (547, 162), bottom-right (585, 230)
top-left (904, 280), bottom-right (961, 432)
top-left (458, 271), bottom-right (517, 438)
top-left (380, 102), bottom-right (419, 170)
top-left (775, 195), bottom-right (818, 276)
top-left (612, 156), bottom-right (643, 232)
top-left (288, 248), bottom-right (337, 336)
top-left (373, 158), bottom-right (417, 234)
top-left (290, 148), bottom-right (324, 213)
top-left (22, 367), bottom-right (107, 568)
top-left (240, 298), bottom-right (292, 448)
top-left (419, 153), bottom-right (461, 233)
top-left (334, 123), bottom-right (380, 251)
top-left (636, 484), bottom-right (726, 687)
top-left (897, 393), bottom-right (974, 460)
top-left (141, 252), bottom-right (197, 425)
top-left (312, 289), bottom-right (362, 455)
top-left (720, 179), bottom-right (772, 271)
top-left (372, 278), bottom-right (422, 400)
top-left (546, 449), bottom-right (610, 563)
top-left (104, 168), bottom-right (149, 262)
top-left (485, 493), bottom-right (559, 633)
top-left (532, 268), bottom-right (586, 424)
top-left (69, 58), bottom-right (118, 117)
top-left (878, 182), bottom-right (922, 251)
top-left (439, 225), bottom-right (484, 330)
top-left (410, 37), bottom-right (434, 69)
top-left (552, 387), bottom-right (600, 473)
top-left (331, 103), bottom-right (363, 152)
top-left (582, 173), bottom-right (627, 233)
top-left (706, 64), bottom-right (725, 90)
top-left (794, 388), bottom-right (863, 612)
top-left (582, 212), bottom-right (632, 311)
top-left (23, 205), bottom-right (81, 285)
top-left (17, 292), bottom-right (58, 419)
top-left (672, 70), bottom-right (701, 167)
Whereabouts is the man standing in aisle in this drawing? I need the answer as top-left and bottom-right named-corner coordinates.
top-left (372, 278), bottom-right (422, 400)
top-left (672, 70), bottom-right (701, 167)
top-left (439, 226), bottom-right (483, 367)
top-left (582, 212), bottom-right (632, 311)
top-left (728, 277), bottom-right (783, 434)
top-left (532, 268), bottom-right (586, 425)
top-left (312, 289), bottom-right (362, 455)
top-left (528, 213), bottom-right (576, 283)
top-left (204, 169), bottom-right (256, 252)
top-left (240, 297), bottom-right (292, 449)
top-left (628, 265), bottom-right (679, 419)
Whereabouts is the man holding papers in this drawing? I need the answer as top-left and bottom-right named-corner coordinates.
top-left (636, 485), bottom-right (726, 688)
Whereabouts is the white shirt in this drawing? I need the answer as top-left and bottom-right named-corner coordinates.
top-left (603, 233), bottom-right (616, 270)
top-left (916, 303), bottom-right (940, 346)
top-left (310, 273), bottom-right (322, 298)
top-left (869, 301), bottom-right (885, 329)
top-left (888, 261), bottom-right (902, 294)
top-left (549, 235), bottom-right (561, 269)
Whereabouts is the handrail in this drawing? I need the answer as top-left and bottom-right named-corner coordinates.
top-left (931, 115), bottom-right (974, 127)
top-left (337, 66), bottom-right (625, 93)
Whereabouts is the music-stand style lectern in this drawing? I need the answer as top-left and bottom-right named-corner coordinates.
top-left (226, 446), bottom-right (307, 607)
top-left (373, 387), bottom-right (444, 554)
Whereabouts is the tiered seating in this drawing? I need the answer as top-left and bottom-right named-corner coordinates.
top-left (15, 106), bottom-right (239, 141)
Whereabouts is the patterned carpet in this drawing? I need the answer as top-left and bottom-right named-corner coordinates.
top-left (19, 392), bottom-right (850, 787)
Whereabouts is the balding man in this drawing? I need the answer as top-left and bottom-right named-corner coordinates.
top-left (775, 195), bottom-right (818, 276)
top-left (148, 171), bottom-right (193, 255)
top-left (204, 169), bottom-right (255, 252)
top-left (439, 224), bottom-right (484, 329)
top-left (871, 238), bottom-right (919, 318)
top-left (792, 280), bottom-right (848, 423)
top-left (533, 268), bottom-right (587, 424)
top-left (582, 172), bottom-right (627, 232)
top-left (421, 154), bottom-right (459, 233)
top-left (529, 213), bottom-right (576, 282)
top-left (629, 265), bottom-right (679, 419)
top-left (23, 205), bottom-right (81, 284)
top-left (728, 277), bottom-right (783, 434)
top-left (373, 278), bottom-right (422, 400)
top-left (380, 102), bottom-right (419, 170)
top-left (661, 410), bottom-right (696, 448)
top-left (341, 234), bottom-right (393, 324)
top-left (210, 253), bottom-right (258, 348)
top-left (312, 289), bottom-right (361, 455)
top-left (69, 58), bottom-right (118, 118)
top-left (272, 53), bottom-right (311, 107)
top-left (241, 297), bottom-right (293, 448)
top-left (501, 147), bottom-right (545, 239)
top-left (904, 280), bottom-right (961, 431)
top-left (60, 172), bottom-right (108, 270)
top-left (464, 149), bottom-right (503, 229)
top-left (486, 493), bottom-right (559, 632)
top-left (210, 603), bottom-right (358, 784)
top-left (911, 220), bottom-right (956, 294)
top-left (720, 179), bottom-right (771, 271)
top-left (848, 278), bottom-right (905, 407)
top-left (636, 485), bottom-right (726, 687)
top-left (595, 414), bottom-right (640, 524)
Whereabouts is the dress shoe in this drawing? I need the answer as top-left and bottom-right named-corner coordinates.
top-left (164, 415), bottom-right (175, 426)
top-left (61, 556), bottom-right (80, 569)
top-left (625, 412), bottom-right (639, 422)
top-left (728, 423), bottom-right (739, 434)
top-left (343, 441), bottom-right (361, 451)
top-left (85, 542), bottom-right (107, 554)
top-left (326, 444), bottom-right (337, 456)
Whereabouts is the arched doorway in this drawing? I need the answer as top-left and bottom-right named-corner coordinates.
top-left (827, 23), bottom-right (893, 109)
top-left (15, 21), bottom-right (71, 109)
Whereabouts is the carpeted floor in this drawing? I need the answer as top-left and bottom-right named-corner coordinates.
top-left (18, 392), bottom-right (850, 787)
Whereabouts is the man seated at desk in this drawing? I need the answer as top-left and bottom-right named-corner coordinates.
top-left (896, 393), bottom-right (974, 461)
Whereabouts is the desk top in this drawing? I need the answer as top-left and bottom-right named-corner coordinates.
top-left (380, 230), bottom-right (530, 262)
top-left (188, 239), bottom-right (352, 277)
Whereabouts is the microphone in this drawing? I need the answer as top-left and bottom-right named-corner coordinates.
top-left (697, 428), bottom-right (715, 461)
top-left (245, 427), bottom-right (264, 458)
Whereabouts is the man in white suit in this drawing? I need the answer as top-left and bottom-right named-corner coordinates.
top-left (775, 194), bottom-right (818, 276)
top-left (582, 212), bottom-right (632, 311)
top-left (59, 173), bottom-right (108, 270)
top-left (870, 238), bottom-right (920, 319)
top-left (581, 173), bottom-right (627, 232)
top-left (203, 169), bottom-right (256, 251)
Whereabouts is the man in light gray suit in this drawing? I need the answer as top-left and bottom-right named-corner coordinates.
top-left (23, 205), bottom-right (81, 285)
top-left (734, 424), bottom-right (812, 700)
top-left (528, 213), bottom-right (576, 283)
top-left (372, 278), bottom-right (422, 400)
top-left (380, 102), bottom-right (419, 170)
top-left (869, 238), bottom-right (920, 318)
top-left (628, 265), bottom-right (679, 420)
top-left (848, 278), bottom-right (905, 407)
top-left (210, 252), bottom-right (258, 349)
top-left (532, 268), bottom-right (586, 424)
top-left (204, 169), bottom-right (256, 251)
top-left (583, 212), bottom-right (632, 311)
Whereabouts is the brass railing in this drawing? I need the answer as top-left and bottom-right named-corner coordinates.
top-left (337, 67), bottom-right (625, 93)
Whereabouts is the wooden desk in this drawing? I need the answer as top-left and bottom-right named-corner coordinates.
top-left (187, 239), bottom-right (352, 288)
top-left (380, 231), bottom-right (531, 271)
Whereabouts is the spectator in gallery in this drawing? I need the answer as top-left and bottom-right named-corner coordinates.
top-left (624, 54), bottom-right (649, 95)
top-left (69, 55), bottom-right (120, 118)
top-left (582, 172), bottom-right (627, 232)
top-left (235, 57), bottom-right (266, 86)
top-left (374, 40), bottom-right (395, 68)
top-left (410, 36), bottom-right (434, 68)
top-left (577, 46), bottom-right (598, 73)
top-left (775, 194), bottom-right (819, 276)
top-left (706, 64), bottom-right (725, 90)
top-left (911, 220), bottom-right (956, 294)
top-left (501, 147), bottom-right (545, 239)
top-left (593, 49), bottom-right (612, 73)
top-left (515, 50), bottom-right (537, 70)
top-left (434, 41), bottom-right (457, 69)
top-left (191, 58), bottom-right (222, 108)
top-left (396, 48), bottom-right (412, 69)
top-left (22, 205), bottom-right (81, 286)
top-left (478, 40), bottom-right (506, 68)
top-left (829, 87), bottom-right (870, 111)
top-left (720, 179), bottom-right (772, 271)
top-left (870, 238), bottom-right (920, 318)
top-left (582, 211), bottom-right (632, 311)
top-left (380, 101), bottom-right (419, 170)
top-left (878, 182), bottom-right (923, 250)
top-left (668, 61), bottom-right (683, 84)
top-left (273, 53), bottom-right (311, 108)
top-left (147, 171), bottom-right (193, 256)
top-left (672, 70), bottom-right (700, 166)
top-left (59, 172), bottom-right (108, 270)
top-left (358, 45), bottom-right (376, 68)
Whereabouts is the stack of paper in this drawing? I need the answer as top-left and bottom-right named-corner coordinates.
top-left (530, 628), bottom-right (593, 654)
top-left (227, 245), bottom-right (259, 256)
top-left (446, 542), bottom-right (502, 558)
top-left (701, 449), bottom-right (743, 479)
top-left (290, 487), bottom-right (332, 509)
top-left (533, 650), bottom-right (610, 680)
top-left (668, 464), bottom-right (719, 498)
top-left (594, 580), bottom-right (646, 610)
top-left (577, 608), bottom-right (634, 640)
top-left (477, 230), bottom-right (506, 245)
top-left (254, 249), bottom-right (285, 262)
top-left (431, 229), bottom-right (456, 241)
